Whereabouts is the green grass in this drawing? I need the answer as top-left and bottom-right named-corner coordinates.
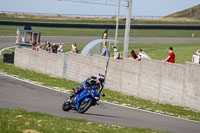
top-left (1, 25), bottom-right (200, 38)
top-left (100, 89), bottom-right (200, 121)
top-left (61, 42), bottom-right (200, 64)
top-left (0, 108), bottom-right (167, 133)
top-left (1, 48), bottom-right (200, 122)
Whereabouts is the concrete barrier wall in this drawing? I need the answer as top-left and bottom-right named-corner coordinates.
top-left (184, 62), bottom-right (200, 111)
top-left (66, 53), bottom-right (108, 83)
top-left (14, 47), bottom-right (200, 111)
top-left (14, 48), bottom-right (64, 77)
top-left (159, 61), bottom-right (186, 106)
top-left (105, 58), bottom-right (141, 96)
top-left (105, 58), bottom-right (186, 105)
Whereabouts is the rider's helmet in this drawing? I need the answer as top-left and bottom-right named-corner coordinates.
top-left (97, 74), bottom-right (105, 84)
top-left (86, 76), bottom-right (97, 86)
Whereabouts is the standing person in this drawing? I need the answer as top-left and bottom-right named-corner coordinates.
top-left (102, 29), bottom-right (108, 46)
top-left (101, 45), bottom-right (110, 57)
top-left (138, 49), bottom-right (151, 59)
top-left (112, 46), bottom-right (120, 59)
top-left (16, 34), bottom-right (18, 44)
top-left (163, 47), bottom-right (175, 63)
top-left (131, 50), bottom-right (138, 60)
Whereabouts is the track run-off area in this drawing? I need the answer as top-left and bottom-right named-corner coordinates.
top-left (1, 36), bottom-right (200, 133)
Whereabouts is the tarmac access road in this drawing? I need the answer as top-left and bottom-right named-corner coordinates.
top-left (1, 36), bottom-right (200, 50)
top-left (0, 73), bottom-right (200, 133)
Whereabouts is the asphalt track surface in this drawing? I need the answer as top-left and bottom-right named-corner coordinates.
top-left (1, 36), bottom-right (200, 133)
top-left (0, 73), bottom-right (200, 133)
top-left (1, 36), bottom-right (200, 50)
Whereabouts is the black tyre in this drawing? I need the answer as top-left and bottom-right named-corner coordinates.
top-left (62, 101), bottom-right (71, 111)
top-left (78, 98), bottom-right (93, 113)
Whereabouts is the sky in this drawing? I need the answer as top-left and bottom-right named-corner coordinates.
top-left (0, 0), bottom-right (199, 17)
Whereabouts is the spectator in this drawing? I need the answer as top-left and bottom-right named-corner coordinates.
top-left (58, 43), bottom-right (63, 52)
top-left (45, 42), bottom-right (49, 51)
top-left (138, 49), bottom-right (151, 59)
top-left (52, 43), bottom-right (57, 53)
top-left (131, 50), bottom-right (138, 60)
top-left (195, 49), bottom-right (200, 55)
top-left (112, 45), bottom-right (120, 59)
top-left (32, 43), bottom-right (36, 50)
top-left (45, 42), bottom-right (48, 51)
top-left (71, 43), bottom-right (79, 53)
top-left (16, 34), bottom-right (18, 43)
top-left (35, 43), bottom-right (40, 51)
top-left (46, 42), bottom-right (51, 52)
top-left (163, 47), bottom-right (175, 63)
top-left (101, 45), bottom-right (110, 57)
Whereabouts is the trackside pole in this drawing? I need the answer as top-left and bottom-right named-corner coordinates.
top-left (123, 0), bottom-right (132, 58)
top-left (104, 57), bottom-right (110, 81)
top-left (98, 57), bottom-right (110, 94)
top-left (114, 0), bottom-right (121, 46)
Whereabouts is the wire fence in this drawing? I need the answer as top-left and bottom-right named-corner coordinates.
top-left (0, 11), bottom-right (163, 20)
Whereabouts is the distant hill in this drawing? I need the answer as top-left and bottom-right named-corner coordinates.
top-left (166, 4), bottom-right (200, 20)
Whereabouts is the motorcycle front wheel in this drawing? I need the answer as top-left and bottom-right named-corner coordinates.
top-left (78, 98), bottom-right (93, 113)
top-left (62, 101), bottom-right (71, 111)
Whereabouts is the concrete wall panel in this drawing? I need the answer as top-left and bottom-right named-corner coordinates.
top-left (105, 59), bottom-right (122, 92)
top-left (159, 63), bottom-right (185, 105)
top-left (14, 48), bottom-right (64, 78)
top-left (137, 59), bottom-right (162, 100)
top-left (184, 62), bottom-right (200, 110)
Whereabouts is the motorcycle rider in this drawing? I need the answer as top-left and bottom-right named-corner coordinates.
top-left (69, 74), bottom-right (105, 99)
top-left (85, 74), bottom-right (105, 93)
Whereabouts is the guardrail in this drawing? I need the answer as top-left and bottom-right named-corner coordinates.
top-left (1, 20), bottom-right (200, 30)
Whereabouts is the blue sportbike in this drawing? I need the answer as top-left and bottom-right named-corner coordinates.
top-left (62, 74), bottom-right (105, 113)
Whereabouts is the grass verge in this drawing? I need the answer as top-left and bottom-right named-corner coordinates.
top-left (0, 108), bottom-right (167, 133)
top-left (0, 48), bottom-right (200, 122)
top-left (61, 42), bottom-right (199, 64)
top-left (1, 25), bottom-right (200, 38)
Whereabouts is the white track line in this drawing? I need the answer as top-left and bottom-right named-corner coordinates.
top-left (0, 72), bottom-right (200, 124)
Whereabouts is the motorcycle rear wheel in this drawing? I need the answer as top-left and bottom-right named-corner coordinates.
top-left (62, 101), bottom-right (71, 111)
top-left (78, 98), bottom-right (93, 113)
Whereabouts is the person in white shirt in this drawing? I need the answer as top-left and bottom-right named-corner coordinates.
top-left (112, 46), bottom-right (120, 59)
top-left (58, 43), bottom-right (63, 52)
top-left (138, 49), bottom-right (151, 59)
top-left (195, 49), bottom-right (200, 55)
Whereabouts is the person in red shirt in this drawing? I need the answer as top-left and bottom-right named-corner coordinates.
top-left (163, 47), bottom-right (175, 63)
